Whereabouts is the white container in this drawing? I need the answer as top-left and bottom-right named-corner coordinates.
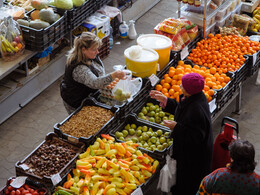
top-left (233, 3), bottom-right (242, 15)
top-left (205, 22), bottom-right (216, 37)
top-left (137, 34), bottom-right (172, 70)
top-left (119, 21), bottom-right (129, 38)
top-left (216, 1), bottom-right (232, 21)
top-left (128, 20), bottom-right (137, 40)
top-left (85, 13), bottom-right (110, 39)
top-left (216, 11), bottom-right (232, 29)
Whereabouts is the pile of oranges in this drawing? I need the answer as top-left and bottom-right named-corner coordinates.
top-left (155, 60), bottom-right (231, 102)
top-left (187, 33), bottom-right (260, 73)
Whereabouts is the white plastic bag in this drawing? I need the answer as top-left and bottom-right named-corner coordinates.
top-left (112, 70), bottom-right (142, 102)
top-left (157, 155), bottom-right (177, 192)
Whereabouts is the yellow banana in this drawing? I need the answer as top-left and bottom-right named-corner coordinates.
top-left (1, 42), bottom-right (7, 52)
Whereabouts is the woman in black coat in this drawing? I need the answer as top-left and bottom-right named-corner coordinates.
top-left (150, 73), bottom-right (213, 195)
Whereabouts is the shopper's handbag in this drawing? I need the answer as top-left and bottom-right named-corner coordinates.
top-left (157, 155), bottom-right (177, 192)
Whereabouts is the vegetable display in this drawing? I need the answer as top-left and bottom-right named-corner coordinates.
top-left (54, 134), bottom-right (159, 195)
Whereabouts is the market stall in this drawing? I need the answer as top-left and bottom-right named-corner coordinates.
top-left (1, 0), bottom-right (260, 194)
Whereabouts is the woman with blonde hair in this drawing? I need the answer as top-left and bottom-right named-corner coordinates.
top-left (60, 32), bottom-right (126, 114)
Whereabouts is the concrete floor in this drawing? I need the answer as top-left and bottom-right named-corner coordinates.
top-left (1, 0), bottom-right (260, 191)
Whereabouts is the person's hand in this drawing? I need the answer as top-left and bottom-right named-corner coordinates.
top-left (150, 90), bottom-right (167, 103)
top-left (164, 120), bottom-right (177, 130)
top-left (111, 70), bottom-right (126, 80)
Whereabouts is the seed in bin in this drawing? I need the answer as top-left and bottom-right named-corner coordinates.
top-left (115, 124), bottom-right (173, 152)
top-left (138, 102), bottom-right (174, 126)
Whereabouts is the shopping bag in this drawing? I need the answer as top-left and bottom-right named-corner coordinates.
top-left (112, 70), bottom-right (142, 102)
top-left (157, 155), bottom-right (177, 192)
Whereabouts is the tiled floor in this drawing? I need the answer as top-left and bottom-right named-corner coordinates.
top-left (1, 0), bottom-right (260, 192)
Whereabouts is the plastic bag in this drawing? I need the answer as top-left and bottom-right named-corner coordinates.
top-left (157, 155), bottom-right (177, 192)
top-left (232, 14), bottom-right (250, 35)
top-left (0, 16), bottom-right (25, 61)
top-left (112, 70), bottom-right (142, 102)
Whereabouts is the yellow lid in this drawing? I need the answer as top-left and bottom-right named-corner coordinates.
top-left (124, 46), bottom-right (159, 62)
top-left (137, 34), bottom-right (172, 50)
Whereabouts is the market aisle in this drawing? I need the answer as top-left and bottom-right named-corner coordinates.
top-left (0, 0), bottom-right (260, 193)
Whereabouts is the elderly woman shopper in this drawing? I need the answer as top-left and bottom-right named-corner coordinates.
top-left (60, 32), bottom-right (126, 114)
top-left (150, 73), bottom-right (213, 195)
top-left (197, 140), bottom-right (260, 195)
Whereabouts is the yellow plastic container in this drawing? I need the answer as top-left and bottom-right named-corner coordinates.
top-left (137, 34), bottom-right (172, 71)
top-left (124, 46), bottom-right (159, 78)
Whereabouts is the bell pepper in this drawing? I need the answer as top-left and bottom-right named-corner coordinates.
top-left (125, 183), bottom-right (137, 190)
top-left (130, 166), bottom-right (140, 171)
top-left (111, 182), bottom-right (125, 188)
top-left (94, 149), bottom-right (106, 155)
top-left (142, 169), bottom-right (152, 177)
top-left (143, 153), bottom-right (154, 163)
top-left (115, 143), bottom-right (126, 154)
top-left (123, 188), bottom-right (132, 194)
top-left (96, 138), bottom-right (105, 149)
top-left (118, 161), bottom-right (129, 169)
top-left (120, 168), bottom-right (135, 184)
top-left (76, 178), bottom-right (84, 188)
top-left (107, 160), bottom-right (119, 170)
top-left (116, 188), bottom-right (127, 195)
top-left (152, 160), bottom-right (159, 173)
top-left (70, 186), bottom-right (80, 195)
top-left (92, 175), bottom-right (109, 182)
top-left (82, 186), bottom-right (90, 195)
top-left (89, 146), bottom-right (95, 156)
top-left (138, 175), bottom-right (145, 183)
top-left (101, 134), bottom-right (115, 141)
top-left (91, 142), bottom-right (100, 150)
top-left (105, 149), bottom-right (117, 157)
top-left (79, 148), bottom-right (90, 159)
top-left (118, 159), bottom-right (131, 165)
top-left (103, 184), bottom-right (116, 195)
top-left (96, 188), bottom-right (104, 195)
top-left (125, 150), bottom-right (132, 157)
top-left (98, 168), bottom-right (110, 175)
top-left (90, 182), bottom-right (103, 195)
top-left (102, 161), bottom-right (108, 169)
top-left (77, 164), bottom-right (92, 170)
top-left (136, 150), bottom-right (143, 156)
top-left (104, 143), bottom-right (110, 153)
top-left (84, 170), bottom-right (91, 185)
top-left (76, 160), bottom-right (90, 166)
top-left (95, 157), bottom-right (106, 169)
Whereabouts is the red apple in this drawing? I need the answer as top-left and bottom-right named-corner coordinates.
top-left (14, 36), bottom-right (20, 43)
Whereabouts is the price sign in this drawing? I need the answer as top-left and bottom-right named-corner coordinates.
top-left (51, 173), bottom-right (62, 186)
top-left (253, 52), bottom-right (257, 66)
top-left (149, 74), bottom-right (160, 87)
top-left (10, 177), bottom-right (27, 188)
top-left (131, 187), bottom-right (143, 195)
top-left (181, 46), bottom-right (189, 60)
top-left (209, 98), bottom-right (217, 113)
top-left (19, 163), bottom-right (29, 171)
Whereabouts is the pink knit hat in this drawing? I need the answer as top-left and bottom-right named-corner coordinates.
top-left (181, 73), bottom-right (205, 95)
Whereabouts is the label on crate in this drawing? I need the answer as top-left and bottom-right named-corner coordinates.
top-left (181, 46), bottom-right (189, 60)
top-left (149, 74), bottom-right (160, 87)
top-left (253, 52), bottom-right (257, 65)
top-left (68, 135), bottom-right (79, 143)
top-left (19, 163), bottom-right (30, 171)
top-left (132, 187), bottom-right (143, 195)
top-left (10, 177), bottom-right (27, 188)
top-left (51, 173), bottom-right (62, 185)
top-left (209, 98), bottom-right (217, 113)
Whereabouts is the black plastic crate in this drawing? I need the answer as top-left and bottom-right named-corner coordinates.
top-left (215, 71), bottom-right (235, 111)
top-left (95, 0), bottom-right (112, 9)
top-left (67, 0), bottom-right (96, 30)
top-left (233, 56), bottom-right (249, 87)
top-left (20, 8), bottom-right (68, 52)
top-left (110, 114), bottom-right (172, 160)
top-left (246, 50), bottom-right (260, 77)
top-left (0, 177), bottom-right (49, 195)
top-left (171, 28), bottom-right (202, 61)
top-left (111, 16), bottom-right (120, 36)
top-left (54, 97), bottom-right (119, 145)
top-left (131, 93), bottom-right (172, 128)
top-left (99, 36), bottom-right (110, 59)
top-left (15, 132), bottom-right (84, 191)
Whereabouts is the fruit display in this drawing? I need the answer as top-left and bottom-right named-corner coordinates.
top-left (0, 17), bottom-right (25, 61)
top-left (3, 179), bottom-right (48, 195)
top-left (113, 117), bottom-right (173, 152)
top-left (155, 60), bottom-right (227, 102)
top-left (59, 106), bottom-right (114, 139)
top-left (137, 102), bottom-right (174, 126)
top-left (6, 0), bottom-right (34, 11)
top-left (17, 135), bottom-right (79, 178)
top-left (251, 6), bottom-right (260, 32)
top-left (187, 33), bottom-right (260, 72)
top-left (54, 134), bottom-right (159, 195)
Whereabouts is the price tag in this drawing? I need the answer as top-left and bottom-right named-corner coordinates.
top-left (181, 46), bottom-right (189, 60)
top-left (131, 187), bottom-right (143, 195)
top-left (253, 52), bottom-right (257, 66)
top-left (157, 63), bottom-right (160, 72)
top-left (51, 173), bottom-right (62, 186)
top-left (19, 163), bottom-right (30, 171)
top-left (149, 74), bottom-right (159, 87)
top-left (209, 98), bottom-right (217, 113)
top-left (10, 177), bottom-right (27, 188)
top-left (68, 135), bottom-right (79, 143)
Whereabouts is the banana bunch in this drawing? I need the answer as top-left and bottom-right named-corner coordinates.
top-left (0, 35), bottom-right (19, 53)
top-left (251, 6), bottom-right (260, 32)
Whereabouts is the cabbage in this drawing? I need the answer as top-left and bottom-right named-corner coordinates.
top-left (54, 0), bottom-right (73, 10)
top-left (72, 0), bottom-right (85, 7)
